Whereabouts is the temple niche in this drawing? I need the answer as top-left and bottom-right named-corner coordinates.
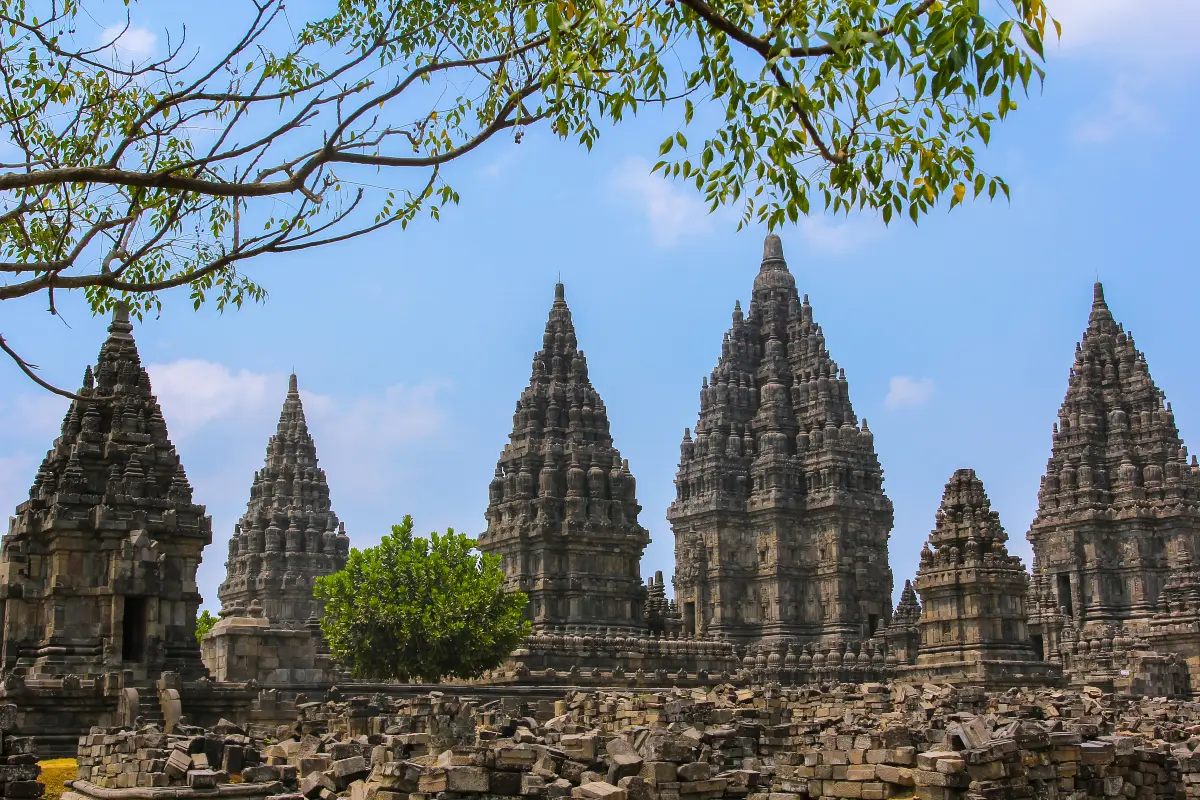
top-left (669, 234), bottom-right (894, 651)
top-left (202, 374), bottom-right (349, 684)
top-left (479, 283), bottom-right (651, 633)
top-left (1027, 284), bottom-right (1200, 667)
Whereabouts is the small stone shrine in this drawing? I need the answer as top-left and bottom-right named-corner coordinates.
top-left (899, 469), bottom-right (1060, 687)
top-left (202, 374), bottom-right (349, 684)
top-left (479, 282), bottom-right (651, 633)
top-left (669, 234), bottom-right (894, 649)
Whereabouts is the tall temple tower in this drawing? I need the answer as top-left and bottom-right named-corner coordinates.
top-left (216, 373), bottom-right (350, 627)
top-left (669, 235), bottom-right (894, 649)
top-left (479, 282), bottom-right (650, 632)
top-left (203, 374), bottom-right (349, 683)
top-left (1028, 283), bottom-right (1200, 641)
top-left (0, 307), bottom-right (211, 681)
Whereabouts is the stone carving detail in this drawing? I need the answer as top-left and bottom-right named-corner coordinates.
top-left (478, 282), bottom-right (650, 631)
top-left (0, 306), bottom-right (210, 680)
top-left (216, 374), bottom-right (349, 628)
top-left (669, 234), bottom-right (894, 648)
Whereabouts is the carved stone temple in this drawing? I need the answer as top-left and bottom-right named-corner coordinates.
top-left (1027, 282), bottom-right (1200, 688)
top-left (11, 240), bottom-right (1200, 756)
top-left (0, 307), bottom-right (234, 751)
top-left (201, 374), bottom-right (349, 684)
top-left (669, 234), bottom-right (894, 650)
top-left (897, 468), bottom-right (1061, 686)
top-left (0, 307), bottom-right (210, 680)
top-left (479, 282), bottom-right (651, 633)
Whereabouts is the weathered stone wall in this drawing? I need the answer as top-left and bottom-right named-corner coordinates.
top-left (0, 704), bottom-right (41, 800)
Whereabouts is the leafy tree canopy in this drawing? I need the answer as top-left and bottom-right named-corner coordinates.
top-left (195, 609), bottom-right (217, 642)
top-left (314, 516), bottom-right (531, 683)
top-left (0, 0), bottom-right (1054, 394)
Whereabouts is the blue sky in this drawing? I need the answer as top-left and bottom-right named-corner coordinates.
top-left (1, 1), bottom-right (1198, 615)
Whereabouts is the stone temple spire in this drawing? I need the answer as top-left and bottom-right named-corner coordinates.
top-left (1028, 282), bottom-right (1200, 635)
top-left (217, 374), bottom-right (349, 628)
top-left (669, 235), bottom-right (894, 648)
top-left (479, 282), bottom-right (650, 632)
top-left (0, 306), bottom-right (211, 679)
top-left (892, 580), bottom-right (922, 627)
top-left (914, 469), bottom-right (1037, 667)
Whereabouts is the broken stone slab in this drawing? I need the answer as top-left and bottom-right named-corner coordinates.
top-left (573, 781), bottom-right (627, 800)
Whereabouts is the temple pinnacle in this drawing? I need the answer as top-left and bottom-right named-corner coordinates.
top-left (762, 233), bottom-right (785, 267)
top-left (554, 281), bottom-right (565, 301)
top-left (288, 373), bottom-right (299, 394)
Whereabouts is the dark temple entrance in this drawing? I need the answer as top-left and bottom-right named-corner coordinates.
top-left (122, 597), bottom-right (147, 662)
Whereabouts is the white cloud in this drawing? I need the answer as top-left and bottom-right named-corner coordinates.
top-left (610, 156), bottom-right (714, 247)
top-left (99, 24), bottom-right (158, 63)
top-left (884, 376), bottom-right (935, 411)
top-left (797, 214), bottom-right (884, 256)
top-left (145, 359), bottom-right (446, 456)
top-left (1051, 0), bottom-right (1200, 64)
top-left (1073, 77), bottom-right (1163, 145)
top-left (146, 360), bottom-right (279, 439)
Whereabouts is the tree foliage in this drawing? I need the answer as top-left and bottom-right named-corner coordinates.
top-left (0, 0), bottom-right (1055, 394)
top-left (314, 516), bottom-right (531, 683)
top-left (195, 609), bottom-right (217, 642)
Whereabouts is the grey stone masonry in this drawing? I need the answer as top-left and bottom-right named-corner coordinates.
top-left (216, 373), bottom-right (349, 628)
top-left (669, 234), bottom-right (894, 650)
top-left (479, 282), bottom-right (650, 632)
top-left (0, 306), bottom-right (210, 681)
top-left (1027, 283), bottom-right (1200, 647)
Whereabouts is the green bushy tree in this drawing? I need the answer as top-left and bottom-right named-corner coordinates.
top-left (314, 516), bottom-right (530, 683)
top-left (195, 609), bottom-right (217, 642)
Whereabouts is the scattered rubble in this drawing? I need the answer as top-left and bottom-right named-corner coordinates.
top-left (58, 683), bottom-right (1200, 800)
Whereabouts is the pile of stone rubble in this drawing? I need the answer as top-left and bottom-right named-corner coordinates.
top-left (74, 720), bottom-right (276, 790)
top-left (58, 683), bottom-right (1200, 800)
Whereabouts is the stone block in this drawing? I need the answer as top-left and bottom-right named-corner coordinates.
top-left (187, 770), bottom-right (218, 789)
top-left (916, 753), bottom-right (958, 772)
top-left (574, 781), bottom-right (627, 800)
top-left (301, 771), bottom-right (337, 799)
top-left (498, 745), bottom-right (541, 770)
top-left (522, 774), bottom-right (548, 795)
top-left (492, 770), bottom-right (524, 795)
top-left (677, 763), bottom-right (713, 782)
top-left (4, 781), bottom-right (45, 800)
top-left (563, 735), bottom-right (598, 762)
top-left (300, 755), bottom-right (333, 778)
top-left (165, 748), bottom-right (192, 778)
